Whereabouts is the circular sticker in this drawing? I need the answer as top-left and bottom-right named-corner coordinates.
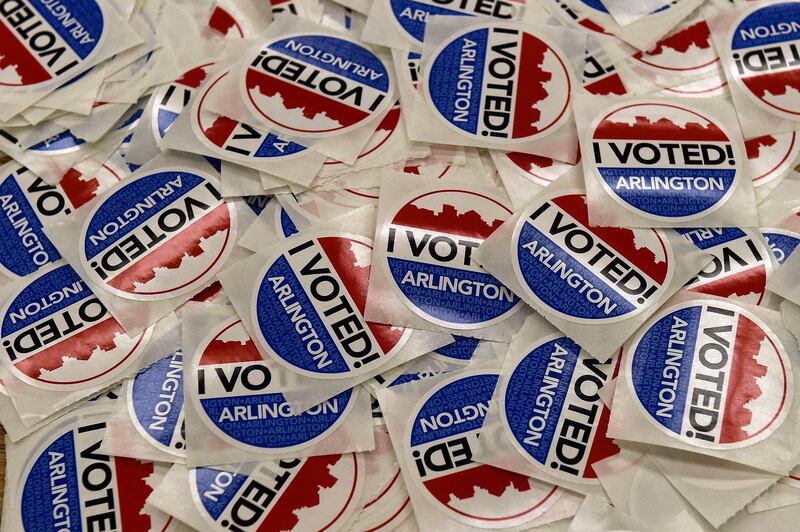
top-left (745, 132), bottom-right (800, 187)
top-left (253, 232), bottom-right (411, 379)
top-left (632, 18), bottom-right (718, 76)
top-left (496, 151), bottom-right (573, 187)
top-left (17, 407), bottom-right (173, 531)
top-left (194, 69), bottom-right (310, 163)
top-left (589, 101), bottom-right (741, 221)
top-left (425, 22), bottom-right (572, 143)
top-left (242, 33), bottom-right (393, 137)
top-left (208, 5), bottom-right (245, 38)
top-left (627, 300), bottom-right (793, 449)
top-left (678, 228), bottom-right (773, 306)
top-left (80, 169), bottom-right (237, 301)
top-left (512, 191), bottom-right (673, 323)
top-left (729, 2), bottom-right (800, 119)
top-left (28, 129), bottom-right (85, 154)
top-left (500, 335), bottom-right (619, 483)
top-left (151, 63), bottom-right (214, 141)
top-left (381, 187), bottom-right (521, 329)
top-left (191, 454), bottom-right (364, 532)
top-left (0, 263), bottom-right (152, 390)
top-left (0, 0), bottom-right (106, 91)
top-left (128, 352), bottom-right (186, 457)
top-left (387, 0), bottom-right (524, 45)
top-left (405, 371), bottom-right (560, 527)
top-left (763, 228), bottom-right (800, 264)
top-left (662, 75), bottom-right (728, 98)
top-left (193, 317), bottom-right (355, 452)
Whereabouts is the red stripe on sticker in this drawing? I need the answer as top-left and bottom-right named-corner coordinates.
top-left (14, 318), bottom-right (127, 379)
top-left (0, 20), bottom-right (51, 86)
top-left (114, 457), bottom-right (156, 530)
top-left (107, 203), bottom-right (231, 295)
top-left (245, 69), bottom-right (369, 131)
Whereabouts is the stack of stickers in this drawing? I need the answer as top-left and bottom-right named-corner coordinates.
top-left (1, 0), bottom-right (800, 531)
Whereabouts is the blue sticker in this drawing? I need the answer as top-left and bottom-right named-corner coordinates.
top-left (590, 102), bottom-right (739, 221)
top-left (80, 169), bottom-right (235, 300)
top-left (129, 352), bottom-right (185, 455)
top-left (628, 301), bottom-right (791, 448)
top-left (502, 336), bottom-right (616, 482)
top-left (387, 0), bottom-right (521, 44)
top-left (433, 335), bottom-right (479, 362)
top-left (194, 319), bottom-right (354, 450)
top-left (426, 24), bottom-right (571, 141)
top-left (383, 188), bottom-right (519, 329)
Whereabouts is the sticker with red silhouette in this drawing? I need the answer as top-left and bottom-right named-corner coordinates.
top-left (425, 22), bottom-right (572, 143)
top-left (0, 0), bottom-right (106, 90)
top-left (678, 227), bottom-right (773, 307)
top-left (15, 406), bottom-right (174, 531)
top-left (588, 101), bottom-right (741, 221)
top-left (632, 17), bottom-right (718, 78)
top-left (193, 317), bottom-right (356, 451)
top-left (79, 168), bottom-right (237, 301)
top-left (405, 370), bottom-right (561, 527)
top-left (0, 262), bottom-right (152, 390)
top-left (381, 188), bottom-right (521, 329)
top-left (152, 63), bottom-right (215, 141)
top-left (191, 455), bottom-right (364, 531)
top-left (627, 299), bottom-right (792, 449)
top-left (728, 2), bottom-right (800, 120)
top-left (500, 335), bottom-right (619, 483)
top-left (242, 33), bottom-right (393, 138)
top-left (252, 232), bottom-right (411, 378)
top-left (492, 151), bottom-right (573, 187)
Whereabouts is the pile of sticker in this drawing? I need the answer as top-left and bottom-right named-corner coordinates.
top-left (3, 0), bottom-right (800, 530)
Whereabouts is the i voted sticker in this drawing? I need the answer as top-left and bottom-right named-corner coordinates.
top-left (28, 129), bottom-right (85, 154)
top-left (588, 101), bottom-right (740, 221)
top-left (193, 317), bottom-right (355, 452)
top-left (253, 233), bottom-right (410, 378)
top-left (128, 351), bottom-right (185, 456)
top-left (191, 455), bottom-right (364, 532)
top-left (0, 263), bottom-right (152, 390)
top-left (17, 408), bottom-right (173, 531)
top-left (405, 371), bottom-right (560, 527)
top-left (512, 192), bottom-right (673, 323)
top-left (500, 336), bottom-right (618, 483)
top-left (193, 69), bottom-right (310, 163)
top-left (0, 0), bottom-right (106, 90)
top-left (425, 22), bottom-right (572, 143)
top-left (764, 227), bottom-right (800, 264)
top-left (151, 63), bottom-right (214, 140)
top-left (729, 2), bottom-right (800, 120)
top-left (381, 188), bottom-right (521, 329)
top-left (80, 169), bottom-right (237, 301)
top-left (678, 228), bottom-right (772, 306)
top-left (627, 300), bottom-right (792, 449)
top-left (243, 33), bottom-right (393, 137)
top-left (745, 132), bottom-right (800, 186)
top-left (387, 0), bottom-right (524, 45)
